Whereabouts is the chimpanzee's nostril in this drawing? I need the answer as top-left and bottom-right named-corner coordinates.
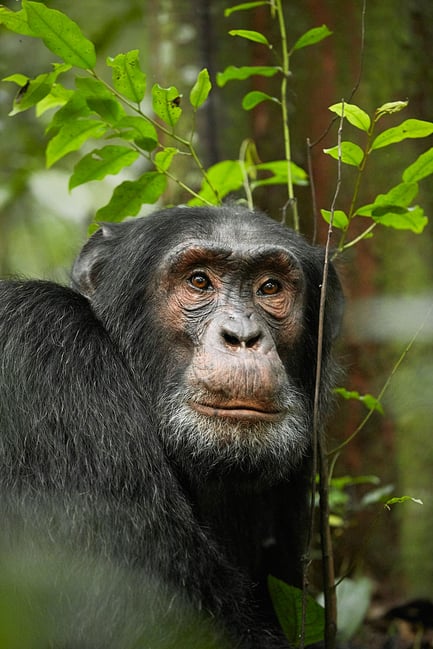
top-left (223, 332), bottom-right (240, 347)
top-left (245, 334), bottom-right (261, 349)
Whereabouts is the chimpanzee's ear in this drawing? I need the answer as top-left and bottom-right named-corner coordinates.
top-left (71, 224), bottom-right (120, 298)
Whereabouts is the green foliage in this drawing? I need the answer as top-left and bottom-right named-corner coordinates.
top-left (291, 25), bottom-right (332, 53)
top-left (334, 388), bottom-right (384, 415)
top-left (107, 50), bottom-right (146, 103)
top-left (268, 576), bottom-right (325, 647)
top-left (324, 99), bottom-right (432, 248)
top-left (0, 0), bottom-right (334, 226)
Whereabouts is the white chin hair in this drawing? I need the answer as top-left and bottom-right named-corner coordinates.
top-left (158, 390), bottom-right (310, 478)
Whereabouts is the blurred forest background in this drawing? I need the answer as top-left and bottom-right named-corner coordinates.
top-left (1, 0), bottom-right (432, 610)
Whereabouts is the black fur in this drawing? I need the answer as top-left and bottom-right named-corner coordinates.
top-left (0, 206), bottom-right (342, 648)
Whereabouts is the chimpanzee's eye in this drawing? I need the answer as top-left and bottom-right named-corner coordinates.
top-left (257, 279), bottom-right (282, 296)
top-left (188, 272), bottom-right (212, 291)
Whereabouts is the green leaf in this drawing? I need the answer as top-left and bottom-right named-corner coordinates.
top-left (403, 147), bottom-right (433, 183)
top-left (357, 182), bottom-right (419, 216)
top-left (320, 209), bottom-right (349, 229)
top-left (371, 119), bottom-right (433, 150)
top-left (190, 68), bottom-right (212, 110)
top-left (95, 172), bottom-right (167, 221)
top-left (69, 145), bottom-right (139, 190)
top-left (0, 6), bottom-right (35, 36)
top-left (5, 63), bottom-right (71, 115)
top-left (189, 160), bottom-right (244, 205)
top-left (224, 2), bottom-right (269, 17)
top-left (36, 83), bottom-right (73, 116)
top-left (335, 388), bottom-right (384, 414)
top-left (46, 119), bottom-right (107, 167)
top-left (374, 182), bottom-right (419, 208)
top-left (46, 92), bottom-right (92, 134)
top-left (323, 141), bottom-right (364, 167)
top-left (8, 77), bottom-right (51, 115)
top-left (24, 1), bottom-right (96, 70)
top-left (154, 147), bottom-right (178, 172)
top-left (3, 73), bottom-right (30, 87)
top-left (329, 102), bottom-right (371, 132)
top-left (242, 91), bottom-right (279, 110)
top-left (86, 97), bottom-right (125, 124)
top-left (385, 496), bottom-right (423, 509)
top-left (151, 84), bottom-right (182, 128)
top-left (374, 206), bottom-right (427, 233)
top-left (106, 50), bottom-right (146, 103)
top-left (375, 100), bottom-right (408, 119)
top-left (116, 116), bottom-right (158, 151)
top-left (228, 29), bottom-right (270, 46)
top-left (216, 65), bottom-right (280, 87)
top-left (253, 161), bottom-right (308, 187)
top-left (291, 25), bottom-right (332, 53)
top-left (268, 576), bottom-right (324, 647)
top-left (75, 76), bottom-right (114, 99)
top-left (357, 185), bottom-right (428, 233)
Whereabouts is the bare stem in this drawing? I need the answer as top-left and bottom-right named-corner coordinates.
top-left (275, 0), bottom-right (299, 231)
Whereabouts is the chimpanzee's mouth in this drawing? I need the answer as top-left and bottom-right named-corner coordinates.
top-left (189, 401), bottom-right (286, 423)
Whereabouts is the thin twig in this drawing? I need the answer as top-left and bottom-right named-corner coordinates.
top-left (313, 103), bottom-right (345, 649)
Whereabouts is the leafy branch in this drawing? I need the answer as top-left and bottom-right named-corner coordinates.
top-left (322, 100), bottom-right (432, 250)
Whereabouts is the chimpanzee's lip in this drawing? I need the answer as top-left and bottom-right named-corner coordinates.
top-left (189, 401), bottom-right (286, 422)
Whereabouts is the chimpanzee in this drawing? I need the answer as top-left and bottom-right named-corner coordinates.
top-left (0, 205), bottom-right (342, 649)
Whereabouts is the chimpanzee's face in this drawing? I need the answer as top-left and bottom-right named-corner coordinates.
top-left (152, 221), bottom-right (311, 478)
top-left (72, 206), bottom-right (341, 480)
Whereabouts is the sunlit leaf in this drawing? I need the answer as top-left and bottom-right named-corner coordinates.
top-left (320, 209), bottom-right (349, 229)
top-left (24, 1), bottom-right (96, 69)
top-left (5, 63), bottom-right (71, 115)
top-left (46, 92), bottom-right (92, 134)
top-left (291, 25), bottom-right (332, 53)
top-left (385, 495), bottom-right (423, 510)
top-left (374, 206), bottom-right (427, 233)
top-left (228, 29), bottom-right (270, 46)
top-left (75, 76), bottom-right (114, 99)
top-left (268, 576), bottom-right (324, 647)
top-left (5, 75), bottom-right (50, 115)
top-left (371, 182), bottom-right (419, 209)
top-left (69, 145), bottom-right (139, 189)
top-left (403, 147), bottom-right (433, 183)
top-left (224, 2), bottom-right (269, 17)
top-left (36, 84), bottom-right (73, 116)
top-left (106, 50), bottom-right (146, 103)
top-left (329, 102), bottom-right (371, 132)
top-left (154, 147), bottom-right (178, 172)
top-left (242, 91), bottom-right (279, 110)
top-left (371, 119), bottom-right (433, 150)
top-left (189, 160), bottom-right (244, 206)
top-left (189, 68), bottom-right (212, 109)
top-left (216, 65), bottom-right (280, 87)
top-left (0, 6), bottom-right (35, 36)
top-left (46, 119), bottom-right (107, 167)
top-left (323, 141), bottom-right (364, 167)
top-left (334, 387), bottom-right (384, 414)
top-left (96, 172), bottom-right (166, 221)
top-left (152, 84), bottom-right (182, 128)
top-left (253, 160), bottom-right (308, 187)
top-left (375, 100), bottom-right (408, 119)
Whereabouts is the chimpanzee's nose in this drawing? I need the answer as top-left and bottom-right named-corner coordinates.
top-left (220, 314), bottom-right (262, 350)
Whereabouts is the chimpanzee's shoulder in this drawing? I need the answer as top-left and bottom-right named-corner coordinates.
top-left (0, 279), bottom-right (99, 333)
